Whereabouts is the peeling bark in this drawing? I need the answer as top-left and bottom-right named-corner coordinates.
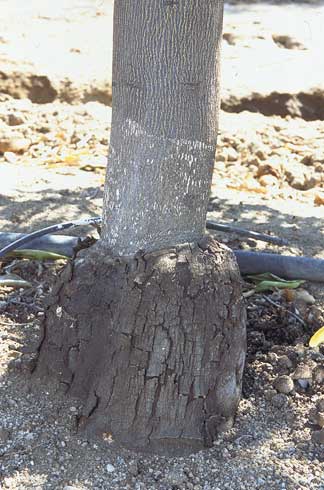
top-left (35, 237), bottom-right (246, 455)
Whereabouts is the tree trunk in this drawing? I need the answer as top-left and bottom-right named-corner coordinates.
top-left (34, 0), bottom-right (247, 455)
top-left (102, 0), bottom-right (223, 255)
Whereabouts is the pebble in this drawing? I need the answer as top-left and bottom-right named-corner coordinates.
top-left (264, 389), bottom-right (277, 401)
top-left (277, 355), bottom-right (293, 370)
top-left (297, 379), bottom-right (310, 389)
top-left (3, 151), bottom-right (17, 163)
top-left (226, 147), bottom-right (239, 162)
top-left (316, 398), bottom-right (324, 412)
top-left (106, 463), bottom-right (115, 473)
top-left (0, 427), bottom-right (10, 443)
top-left (313, 366), bottom-right (324, 384)
top-left (0, 135), bottom-right (30, 153)
top-left (294, 289), bottom-right (315, 305)
top-left (128, 460), bottom-right (139, 476)
top-left (0, 300), bottom-right (7, 311)
top-left (311, 429), bottom-right (324, 445)
top-left (7, 113), bottom-right (25, 126)
top-left (162, 467), bottom-right (187, 487)
top-left (271, 393), bottom-right (289, 408)
top-left (273, 375), bottom-right (294, 394)
top-left (292, 365), bottom-right (313, 382)
top-left (310, 410), bottom-right (324, 428)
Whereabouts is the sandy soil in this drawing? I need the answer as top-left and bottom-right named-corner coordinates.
top-left (0, 1), bottom-right (323, 489)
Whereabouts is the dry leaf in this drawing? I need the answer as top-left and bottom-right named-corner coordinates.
top-left (281, 288), bottom-right (296, 302)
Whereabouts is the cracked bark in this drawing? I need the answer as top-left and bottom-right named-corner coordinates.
top-left (34, 0), bottom-right (246, 455)
top-left (35, 237), bottom-right (246, 454)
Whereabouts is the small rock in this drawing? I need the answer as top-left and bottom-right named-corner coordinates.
top-left (162, 467), bottom-right (186, 487)
top-left (0, 427), bottom-right (10, 443)
top-left (297, 379), bottom-right (310, 389)
top-left (277, 355), bottom-right (293, 370)
top-left (226, 146), bottom-right (239, 162)
top-left (7, 113), bottom-right (25, 126)
top-left (223, 32), bottom-right (237, 45)
top-left (255, 148), bottom-right (267, 160)
top-left (272, 34), bottom-right (306, 50)
top-left (286, 165), bottom-right (317, 191)
top-left (274, 375), bottom-right (294, 394)
top-left (8, 358), bottom-right (22, 371)
top-left (314, 192), bottom-right (324, 206)
top-left (301, 154), bottom-right (318, 166)
top-left (271, 393), bottom-right (289, 408)
top-left (292, 364), bottom-right (313, 380)
top-left (258, 174), bottom-right (278, 188)
top-left (37, 125), bottom-right (51, 134)
top-left (316, 398), bottom-right (324, 412)
top-left (264, 389), bottom-right (277, 401)
top-left (128, 460), bottom-right (139, 476)
top-left (309, 409), bottom-right (324, 428)
top-left (106, 463), bottom-right (115, 473)
top-left (294, 289), bottom-right (315, 305)
top-left (3, 151), bottom-right (17, 163)
top-left (313, 366), bottom-right (324, 384)
top-left (311, 429), bottom-right (324, 445)
top-left (0, 300), bottom-right (7, 311)
top-left (0, 136), bottom-right (30, 153)
top-left (256, 156), bottom-right (282, 178)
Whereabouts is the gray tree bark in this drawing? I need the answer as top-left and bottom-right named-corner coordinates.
top-left (34, 0), bottom-right (247, 455)
top-left (102, 0), bottom-right (224, 255)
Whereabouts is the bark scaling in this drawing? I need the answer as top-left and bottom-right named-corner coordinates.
top-left (35, 238), bottom-right (246, 454)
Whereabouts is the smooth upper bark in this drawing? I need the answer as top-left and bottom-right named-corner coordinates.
top-left (102, 0), bottom-right (224, 255)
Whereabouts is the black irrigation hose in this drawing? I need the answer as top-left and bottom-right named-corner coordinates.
top-left (234, 251), bottom-right (324, 282)
top-left (0, 217), bottom-right (101, 258)
top-left (0, 217), bottom-right (286, 258)
top-left (206, 220), bottom-right (288, 246)
top-left (1, 230), bottom-right (323, 281)
top-left (0, 232), bottom-right (80, 257)
top-left (0, 220), bottom-right (324, 282)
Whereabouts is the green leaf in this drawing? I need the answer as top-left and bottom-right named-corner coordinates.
top-left (246, 273), bottom-right (305, 293)
top-left (0, 273), bottom-right (32, 288)
top-left (254, 279), bottom-right (305, 293)
top-left (7, 249), bottom-right (69, 261)
top-left (247, 273), bottom-right (302, 284)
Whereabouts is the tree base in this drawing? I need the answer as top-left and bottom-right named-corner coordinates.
top-left (34, 237), bottom-right (246, 455)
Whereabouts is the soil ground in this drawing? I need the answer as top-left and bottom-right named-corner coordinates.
top-left (0, 1), bottom-right (323, 489)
